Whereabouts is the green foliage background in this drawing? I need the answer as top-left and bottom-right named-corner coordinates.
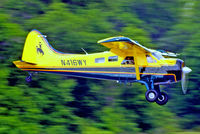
top-left (0, 0), bottom-right (199, 133)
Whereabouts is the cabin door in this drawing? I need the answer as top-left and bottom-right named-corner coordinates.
top-left (120, 56), bottom-right (135, 82)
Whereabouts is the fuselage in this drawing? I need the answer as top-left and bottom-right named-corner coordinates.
top-left (14, 51), bottom-right (182, 84)
top-left (13, 29), bottom-right (185, 85)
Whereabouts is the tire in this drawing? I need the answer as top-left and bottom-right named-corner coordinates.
top-left (156, 92), bottom-right (168, 105)
top-left (25, 76), bottom-right (32, 83)
top-left (145, 90), bottom-right (159, 102)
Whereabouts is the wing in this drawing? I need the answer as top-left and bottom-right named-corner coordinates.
top-left (98, 36), bottom-right (151, 80)
top-left (97, 36), bottom-right (152, 57)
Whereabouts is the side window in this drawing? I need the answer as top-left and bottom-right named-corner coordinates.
top-left (146, 55), bottom-right (156, 63)
top-left (95, 57), bottom-right (105, 63)
top-left (121, 56), bottom-right (135, 65)
top-left (108, 56), bottom-right (118, 62)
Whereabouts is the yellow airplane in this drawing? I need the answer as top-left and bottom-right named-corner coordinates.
top-left (13, 30), bottom-right (192, 105)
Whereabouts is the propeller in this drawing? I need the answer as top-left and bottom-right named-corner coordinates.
top-left (181, 66), bottom-right (192, 94)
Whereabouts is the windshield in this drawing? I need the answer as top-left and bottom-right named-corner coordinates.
top-left (152, 52), bottom-right (164, 60)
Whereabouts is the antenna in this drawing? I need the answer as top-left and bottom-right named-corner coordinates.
top-left (81, 48), bottom-right (88, 55)
top-left (38, 35), bottom-right (47, 38)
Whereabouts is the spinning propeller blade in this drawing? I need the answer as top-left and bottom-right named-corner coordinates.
top-left (181, 67), bottom-right (192, 94)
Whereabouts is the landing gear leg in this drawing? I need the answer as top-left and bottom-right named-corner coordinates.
top-left (145, 79), bottom-right (159, 102)
top-left (140, 78), bottom-right (169, 105)
top-left (143, 78), bottom-right (169, 105)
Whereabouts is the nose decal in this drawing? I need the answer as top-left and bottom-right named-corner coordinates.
top-left (36, 42), bottom-right (44, 56)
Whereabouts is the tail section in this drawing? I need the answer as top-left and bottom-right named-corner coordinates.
top-left (22, 30), bottom-right (59, 64)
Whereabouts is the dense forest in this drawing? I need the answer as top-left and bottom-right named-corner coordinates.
top-left (0, 0), bottom-right (200, 133)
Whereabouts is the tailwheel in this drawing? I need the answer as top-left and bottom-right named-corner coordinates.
top-left (156, 92), bottom-right (168, 105)
top-left (25, 75), bottom-right (32, 83)
top-left (145, 90), bottom-right (159, 102)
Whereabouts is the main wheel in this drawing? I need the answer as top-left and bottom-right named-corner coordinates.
top-left (156, 92), bottom-right (168, 105)
top-left (145, 90), bottom-right (159, 102)
top-left (25, 75), bottom-right (32, 83)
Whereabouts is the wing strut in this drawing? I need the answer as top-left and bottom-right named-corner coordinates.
top-left (133, 46), bottom-right (140, 80)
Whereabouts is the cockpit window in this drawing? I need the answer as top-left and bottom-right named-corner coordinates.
top-left (108, 56), bottom-right (118, 62)
top-left (121, 56), bottom-right (135, 65)
top-left (146, 55), bottom-right (154, 63)
top-left (152, 52), bottom-right (164, 60)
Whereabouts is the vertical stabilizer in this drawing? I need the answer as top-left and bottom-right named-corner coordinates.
top-left (22, 30), bottom-right (57, 64)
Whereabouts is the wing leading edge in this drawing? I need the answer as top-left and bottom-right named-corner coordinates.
top-left (97, 36), bottom-right (152, 53)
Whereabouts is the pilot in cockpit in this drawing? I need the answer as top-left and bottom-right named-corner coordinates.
top-left (121, 56), bottom-right (135, 65)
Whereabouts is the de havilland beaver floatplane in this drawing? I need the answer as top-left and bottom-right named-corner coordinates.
top-left (13, 30), bottom-right (192, 105)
